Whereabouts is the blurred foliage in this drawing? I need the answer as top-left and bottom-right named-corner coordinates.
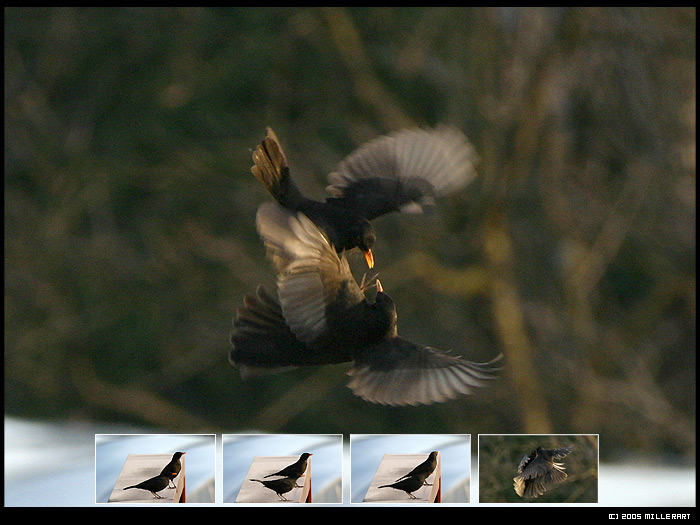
top-left (479, 434), bottom-right (599, 503)
top-left (4, 8), bottom-right (695, 459)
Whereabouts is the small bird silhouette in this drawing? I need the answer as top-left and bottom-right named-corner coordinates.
top-left (379, 472), bottom-right (431, 499)
top-left (159, 451), bottom-right (185, 489)
top-left (264, 453), bottom-right (312, 488)
top-left (513, 445), bottom-right (574, 499)
top-left (123, 474), bottom-right (172, 499)
top-left (250, 477), bottom-right (299, 501)
top-left (250, 126), bottom-right (477, 268)
top-left (394, 451), bottom-right (438, 485)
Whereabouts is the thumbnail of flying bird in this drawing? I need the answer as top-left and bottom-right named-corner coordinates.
top-left (513, 445), bottom-right (574, 499)
top-left (250, 126), bottom-right (477, 268)
top-left (229, 202), bottom-right (501, 406)
top-left (395, 451), bottom-right (438, 485)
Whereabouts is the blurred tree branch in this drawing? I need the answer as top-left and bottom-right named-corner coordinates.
top-left (320, 7), bottom-right (416, 130)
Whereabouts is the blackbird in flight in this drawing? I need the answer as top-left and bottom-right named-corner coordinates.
top-left (160, 452), bottom-right (185, 489)
top-left (379, 471), bottom-right (431, 499)
top-left (264, 453), bottom-right (312, 488)
top-left (395, 451), bottom-right (438, 485)
top-left (123, 474), bottom-right (172, 499)
top-left (513, 445), bottom-right (574, 499)
top-left (229, 202), bottom-right (501, 406)
top-left (250, 126), bottom-right (477, 268)
top-left (250, 477), bottom-right (299, 501)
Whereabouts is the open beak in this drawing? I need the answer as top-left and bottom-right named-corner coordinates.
top-left (376, 279), bottom-right (383, 293)
top-left (364, 249), bottom-right (375, 269)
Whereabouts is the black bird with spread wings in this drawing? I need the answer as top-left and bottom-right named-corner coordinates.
top-left (513, 445), bottom-right (574, 499)
top-left (229, 202), bottom-right (500, 406)
top-left (250, 126), bottom-right (477, 268)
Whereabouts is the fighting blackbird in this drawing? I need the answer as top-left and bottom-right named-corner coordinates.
top-left (379, 471), bottom-right (431, 499)
top-left (250, 476), bottom-right (299, 501)
top-left (229, 202), bottom-right (501, 406)
top-left (159, 451), bottom-right (185, 489)
top-left (513, 445), bottom-right (574, 499)
top-left (264, 453), bottom-right (312, 488)
top-left (123, 474), bottom-right (172, 499)
top-left (395, 451), bottom-right (438, 485)
top-left (250, 126), bottom-right (477, 268)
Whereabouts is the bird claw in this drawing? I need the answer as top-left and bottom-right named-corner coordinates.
top-left (359, 272), bottom-right (380, 292)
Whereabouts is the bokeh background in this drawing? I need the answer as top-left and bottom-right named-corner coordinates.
top-left (4, 7), bottom-right (695, 504)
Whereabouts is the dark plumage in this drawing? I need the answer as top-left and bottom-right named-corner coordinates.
top-left (123, 475), bottom-right (172, 499)
top-left (229, 202), bottom-right (501, 406)
top-left (395, 451), bottom-right (438, 485)
top-left (513, 445), bottom-right (574, 499)
top-left (264, 453), bottom-right (312, 488)
top-left (250, 126), bottom-right (477, 268)
top-left (379, 472), bottom-right (431, 499)
top-left (250, 477), bottom-right (299, 501)
top-left (159, 451), bottom-right (185, 489)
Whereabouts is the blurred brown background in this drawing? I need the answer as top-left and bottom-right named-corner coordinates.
top-left (4, 8), bottom-right (695, 462)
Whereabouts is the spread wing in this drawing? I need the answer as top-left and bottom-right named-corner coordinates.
top-left (255, 202), bottom-right (365, 344)
top-left (347, 337), bottom-right (501, 406)
top-left (326, 126), bottom-right (477, 220)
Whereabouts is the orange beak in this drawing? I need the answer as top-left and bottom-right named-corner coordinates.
top-left (376, 279), bottom-right (383, 293)
top-left (364, 249), bottom-right (375, 269)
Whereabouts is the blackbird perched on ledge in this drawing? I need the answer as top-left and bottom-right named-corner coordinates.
top-left (513, 445), bottom-right (574, 499)
top-left (123, 474), bottom-right (172, 499)
top-left (159, 452), bottom-right (185, 489)
top-left (229, 202), bottom-right (500, 406)
top-left (250, 126), bottom-right (477, 269)
top-left (379, 471), bottom-right (431, 499)
top-left (250, 476), bottom-right (299, 501)
top-left (395, 451), bottom-right (438, 485)
top-left (264, 453), bottom-right (312, 488)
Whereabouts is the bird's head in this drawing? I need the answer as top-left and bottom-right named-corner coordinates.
top-left (373, 279), bottom-right (398, 337)
top-left (356, 220), bottom-right (376, 268)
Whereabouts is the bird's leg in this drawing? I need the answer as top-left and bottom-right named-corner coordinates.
top-left (151, 492), bottom-right (163, 499)
top-left (407, 492), bottom-right (418, 499)
top-left (277, 493), bottom-right (289, 501)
